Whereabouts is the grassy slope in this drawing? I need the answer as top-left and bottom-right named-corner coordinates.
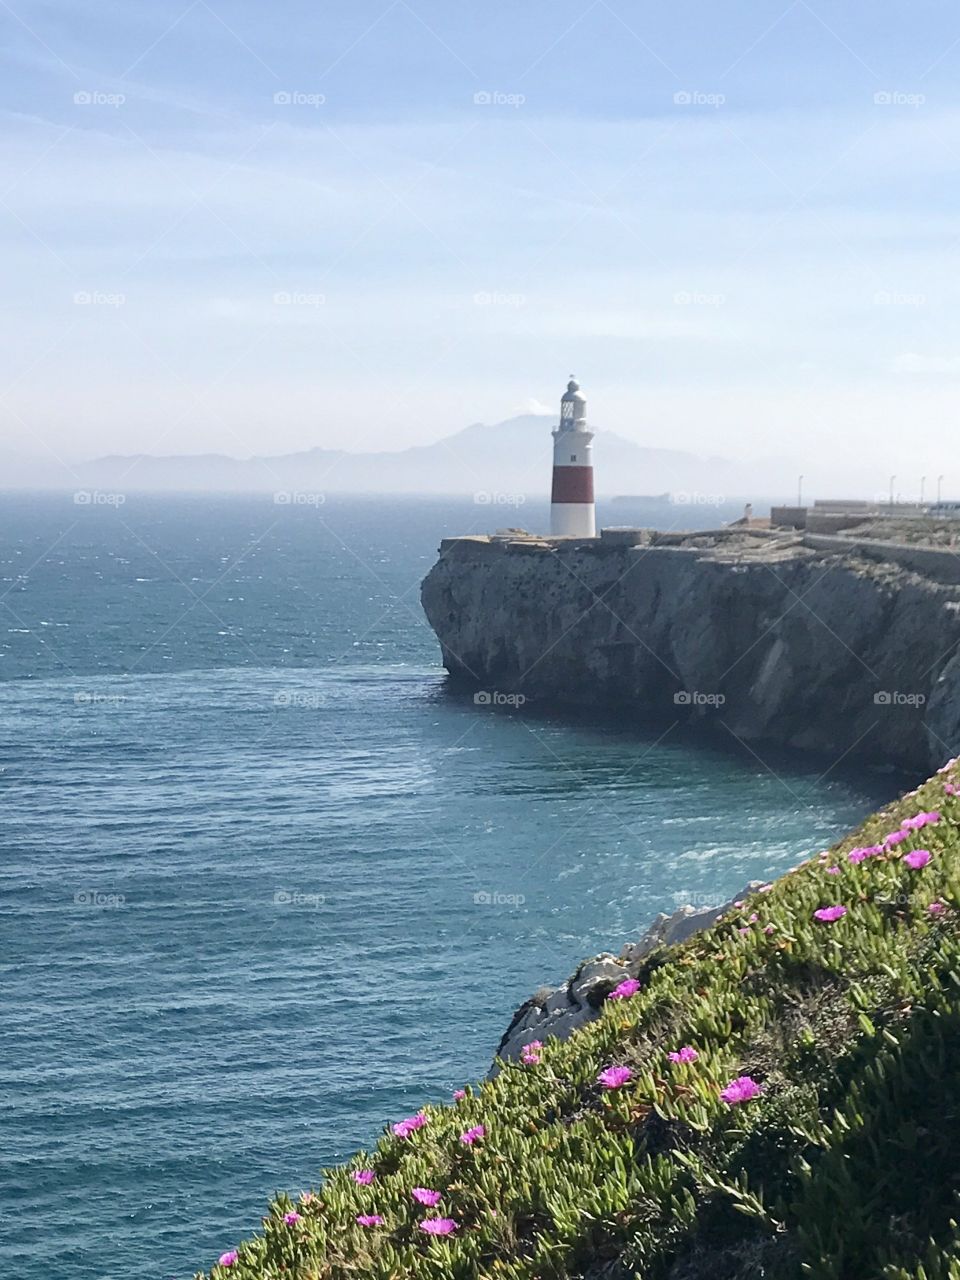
top-left (197, 760), bottom-right (960, 1280)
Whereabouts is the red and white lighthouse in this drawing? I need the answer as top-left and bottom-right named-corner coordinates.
top-left (550, 376), bottom-right (596, 537)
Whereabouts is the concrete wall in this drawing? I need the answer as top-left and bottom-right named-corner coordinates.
top-left (803, 533), bottom-right (960, 584)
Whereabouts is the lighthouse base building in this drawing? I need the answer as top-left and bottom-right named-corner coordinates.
top-left (550, 377), bottom-right (596, 537)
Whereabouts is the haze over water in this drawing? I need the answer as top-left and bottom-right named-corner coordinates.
top-left (1, 494), bottom-right (897, 1280)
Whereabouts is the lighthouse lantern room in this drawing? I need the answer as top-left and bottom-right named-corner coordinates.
top-left (550, 376), bottom-right (596, 537)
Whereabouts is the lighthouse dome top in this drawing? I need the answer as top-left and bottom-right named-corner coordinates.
top-left (561, 376), bottom-right (585, 403)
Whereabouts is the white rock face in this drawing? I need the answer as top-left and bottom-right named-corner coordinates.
top-left (493, 883), bottom-right (761, 1069)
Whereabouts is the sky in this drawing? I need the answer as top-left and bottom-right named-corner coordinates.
top-left (1, 0), bottom-right (959, 494)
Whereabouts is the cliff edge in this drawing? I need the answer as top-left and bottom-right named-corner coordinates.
top-left (421, 528), bottom-right (960, 772)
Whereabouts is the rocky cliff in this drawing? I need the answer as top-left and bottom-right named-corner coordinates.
top-left (421, 529), bottom-right (960, 773)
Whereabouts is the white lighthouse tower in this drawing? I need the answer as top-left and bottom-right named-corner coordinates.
top-left (550, 376), bottom-right (596, 537)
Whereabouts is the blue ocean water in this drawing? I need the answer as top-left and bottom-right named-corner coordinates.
top-left (0, 493), bottom-right (899, 1280)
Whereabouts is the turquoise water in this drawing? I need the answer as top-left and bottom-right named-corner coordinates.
top-left (0, 494), bottom-right (898, 1279)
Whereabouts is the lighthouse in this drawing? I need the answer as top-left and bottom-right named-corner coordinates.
top-left (550, 376), bottom-right (596, 537)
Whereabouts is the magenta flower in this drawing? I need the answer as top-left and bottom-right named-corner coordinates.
top-left (597, 1065), bottom-right (632, 1089)
top-left (848, 847), bottom-right (868, 864)
top-left (738, 926), bottom-right (750, 936)
top-left (928, 901), bottom-right (946, 915)
top-left (218, 1251), bottom-right (238, 1267)
top-left (460, 1124), bottom-right (485, 1145)
top-left (826, 866), bottom-right (840, 875)
top-left (813, 905), bottom-right (847, 923)
top-left (759, 883), bottom-right (773, 893)
top-left (764, 923), bottom-right (775, 935)
top-left (419, 1217), bottom-right (458, 1236)
top-left (946, 782), bottom-right (959, 797)
top-left (668, 1046), bottom-right (698, 1064)
top-left (903, 849), bottom-right (932, 870)
top-left (608, 977), bottom-right (642, 1000)
top-left (720, 1075), bottom-right (762, 1104)
top-left (884, 830), bottom-right (908, 848)
top-left (521, 1040), bottom-right (543, 1065)
top-left (352, 1169), bottom-right (376, 1185)
top-left (453, 1089), bottom-right (466, 1100)
top-left (283, 1211), bottom-right (302, 1225)
top-left (412, 1188), bottom-right (442, 1206)
top-left (356, 1214), bottom-right (384, 1227)
top-left (902, 811), bottom-right (940, 831)
top-left (392, 1112), bottom-right (427, 1138)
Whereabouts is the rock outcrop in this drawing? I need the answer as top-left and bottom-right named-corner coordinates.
top-left (421, 530), bottom-right (960, 773)
top-left (494, 883), bottom-right (760, 1067)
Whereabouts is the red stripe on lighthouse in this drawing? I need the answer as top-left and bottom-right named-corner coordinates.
top-left (551, 466), bottom-right (594, 504)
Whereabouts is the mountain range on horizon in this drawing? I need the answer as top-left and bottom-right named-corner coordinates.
top-left (2, 414), bottom-right (798, 498)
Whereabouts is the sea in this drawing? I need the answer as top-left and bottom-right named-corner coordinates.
top-left (0, 492), bottom-right (901, 1280)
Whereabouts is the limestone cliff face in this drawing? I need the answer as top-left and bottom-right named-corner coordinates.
top-left (421, 533), bottom-right (960, 773)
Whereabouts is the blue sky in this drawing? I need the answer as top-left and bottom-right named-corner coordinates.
top-left (2, 0), bottom-right (960, 492)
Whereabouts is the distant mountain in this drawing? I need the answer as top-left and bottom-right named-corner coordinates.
top-left (72, 415), bottom-right (782, 496)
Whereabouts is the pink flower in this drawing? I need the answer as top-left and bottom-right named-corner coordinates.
top-left (352, 1169), bottom-right (376, 1185)
top-left (597, 1065), bottom-right (632, 1089)
top-left (902, 811), bottom-right (940, 831)
top-left (453, 1089), bottom-right (466, 1100)
top-left (759, 883), bottom-right (773, 893)
top-left (668, 1046), bottom-right (698, 1064)
top-left (764, 924), bottom-right (775, 935)
top-left (521, 1041), bottom-right (542, 1064)
top-left (392, 1112), bottom-right (427, 1138)
top-left (412, 1188), bottom-right (442, 1206)
top-left (826, 866), bottom-right (840, 875)
top-left (356, 1214), bottom-right (384, 1227)
top-left (813, 905), bottom-right (847, 923)
top-left (946, 782), bottom-right (959, 797)
top-left (608, 977), bottom-right (641, 1000)
top-left (848, 847), bottom-right (868, 864)
top-left (283, 1212), bottom-right (302, 1225)
top-left (720, 1075), bottom-right (762, 1104)
top-left (748, 912), bottom-right (758, 922)
top-left (419, 1217), bottom-right (458, 1236)
top-left (460, 1124), bottom-right (485, 1145)
top-left (928, 901), bottom-right (946, 916)
top-left (884, 830), bottom-right (908, 848)
top-left (218, 1251), bottom-right (238, 1267)
top-left (903, 849), bottom-right (932, 870)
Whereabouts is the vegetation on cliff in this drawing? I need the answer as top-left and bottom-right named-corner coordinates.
top-left (198, 761), bottom-right (960, 1280)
